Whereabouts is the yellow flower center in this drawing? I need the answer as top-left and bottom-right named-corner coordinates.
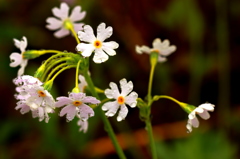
top-left (38, 90), bottom-right (46, 97)
top-left (73, 100), bottom-right (82, 107)
top-left (93, 40), bottom-right (102, 48)
top-left (117, 96), bottom-right (125, 105)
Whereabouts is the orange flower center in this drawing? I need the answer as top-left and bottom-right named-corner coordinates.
top-left (117, 96), bottom-right (125, 105)
top-left (73, 100), bottom-right (82, 106)
top-left (38, 90), bottom-right (46, 97)
top-left (93, 40), bottom-right (102, 48)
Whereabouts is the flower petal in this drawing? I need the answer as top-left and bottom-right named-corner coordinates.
top-left (46, 17), bottom-right (62, 30)
top-left (78, 104), bottom-right (94, 121)
top-left (105, 82), bottom-right (120, 99)
top-left (78, 25), bottom-right (96, 43)
top-left (152, 38), bottom-right (162, 49)
top-left (190, 117), bottom-right (199, 128)
top-left (199, 103), bottom-right (215, 111)
top-left (73, 23), bottom-right (84, 32)
top-left (70, 92), bottom-right (85, 101)
top-left (52, 2), bottom-right (69, 20)
top-left (10, 53), bottom-right (22, 67)
top-left (54, 27), bottom-right (70, 38)
top-left (93, 49), bottom-right (109, 63)
top-left (77, 119), bottom-right (88, 133)
top-left (198, 110), bottom-right (210, 120)
top-left (55, 97), bottom-right (72, 107)
top-left (96, 23), bottom-right (113, 41)
top-left (125, 91), bottom-right (138, 108)
top-left (158, 56), bottom-right (167, 63)
top-left (60, 105), bottom-right (76, 121)
top-left (82, 96), bottom-right (100, 104)
top-left (102, 101), bottom-right (119, 117)
top-left (19, 37), bottom-right (27, 52)
top-left (18, 59), bottom-right (28, 76)
top-left (102, 41), bottom-right (118, 56)
top-left (135, 45), bottom-right (151, 54)
top-left (120, 79), bottom-right (133, 96)
top-left (69, 6), bottom-right (86, 22)
top-left (117, 104), bottom-right (128, 121)
top-left (76, 43), bottom-right (95, 57)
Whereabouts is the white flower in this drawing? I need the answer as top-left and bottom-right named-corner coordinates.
top-left (10, 36), bottom-right (28, 76)
top-left (136, 38), bottom-right (176, 62)
top-left (102, 78), bottom-right (138, 121)
top-left (46, 2), bottom-right (86, 38)
top-left (186, 103), bottom-right (215, 133)
top-left (77, 119), bottom-right (88, 133)
top-left (76, 23), bottom-right (119, 63)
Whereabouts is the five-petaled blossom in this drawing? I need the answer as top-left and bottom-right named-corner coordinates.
top-left (14, 75), bottom-right (55, 123)
top-left (102, 78), bottom-right (138, 121)
top-left (10, 36), bottom-right (28, 76)
top-left (46, 2), bottom-right (86, 38)
top-left (55, 92), bottom-right (100, 121)
top-left (77, 119), bottom-right (88, 133)
top-left (136, 38), bottom-right (176, 62)
top-left (76, 23), bottom-right (119, 63)
top-left (186, 103), bottom-right (215, 133)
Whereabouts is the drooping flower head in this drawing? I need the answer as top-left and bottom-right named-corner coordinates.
top-left (76, 23), bottom-right (119, 63)
top-left (55, 92), bottom-right (100, 121)
top-left (46, 2), bottom-right (86, 38)
top-left (14, 75), bottom-right (55, 123)
top-left (102, 78), bottom-right (138, 121)
top-left (136, 38), bottom-right (176, 62)
top-left (10, 36), bottom-right (28, 76)
top-left (186, 103), bottom-right (215, 133)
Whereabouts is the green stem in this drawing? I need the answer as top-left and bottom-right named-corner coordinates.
top-left (145, 118), bottom-right (158, 159)
top-left (83, 71), bottom-right (126, 159)
top-left (69, 26), bottom-right (80, 44)
top-left (153, 95), bottom-right (183, 106)
top-left (42, 58), bottom-right (70, 82)
top-left (50, 65), bottom-right (76, 82)
top-left (75, 60), bottom-right (81, 88)
top-left (147, 64), bottom-right (156, 106)
top-left (46, 63), bottom-right (69, 82)
top-left (41, 50), bottom-right (63, 54)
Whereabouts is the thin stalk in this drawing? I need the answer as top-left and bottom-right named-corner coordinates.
top-left (147, 64), bottom-right (156, 105)
top-left (145, 118), bottom-right (157, 159)
top-left (83, 71), bottom-right (126, 159)
top-left (50, 65), bottom-right (76, 82)
top-left (46, 63), bottom-right (69, 82)
top-left (69, 26), bottom-right (80, 44)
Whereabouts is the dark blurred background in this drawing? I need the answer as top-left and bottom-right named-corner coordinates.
top-left (1, 0), bottom-right (240, 158)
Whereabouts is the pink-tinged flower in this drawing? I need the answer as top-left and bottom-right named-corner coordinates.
top-left (13, 75), bottom-right (43, 101)
top-left (10, 36), bottom-right (28, 76)
top-left (55, 92), bottom-right (100, 121)
top-left (136, 38), bottom-right (176, 62)
top-left (102, 78), bottom-right (138, 121)
top-left (76, 23), bottom-right (119, 63)
top-left (46, 2), bottom-right (86, 38)
top-left (186, 103), bottom-right (215, 133)
top-left (25, 84), bottom-right (55, 110)
top-left (77, 119), bottom-right (88, 133)
top-left (78, 75), bottom-right (87, 92)
top-left (14, 75), bottom-right (55, 122)
top-left (16, 101), bottom-right (55, 123)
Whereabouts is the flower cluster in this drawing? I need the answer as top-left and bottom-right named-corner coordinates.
top-left (14, 75), bottom-right (55, 123)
